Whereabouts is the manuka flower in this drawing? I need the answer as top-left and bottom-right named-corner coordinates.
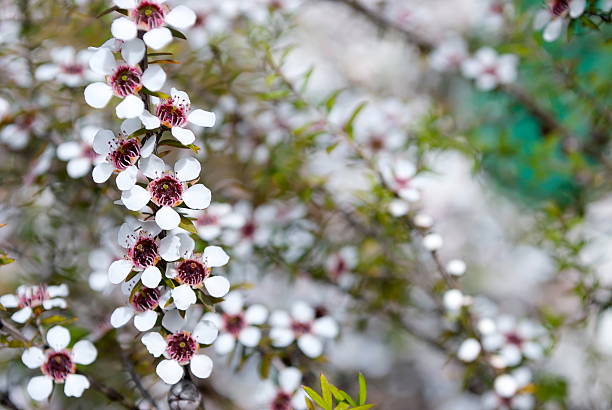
top-left (110, 285), bottom-right (164, 331)
top-left (378, 155), bottom-right (422, 202)
top-left (166, 245), bottom-right (230, 310)
top-left (110, 1), bottom-right (196, 50)
top-left (190, 203), bottom-right (245, 241)
top-left (22, 326), bottom-right (97, 401)
top-left (56, 125), bottom-right (100, 179)
top-left (141, 308), bottom-right (218, 384)
top-left (269, 301), bottom-right (339, 358)
top-left (121, 155), bottom-right (212, 230)
top-left (35, 46), bottom-right (99, 87)
top-left (482, 368), bottom-right (535, 410)
top-left (0, 284), bottom-right (68, 323)
top-left (202, 292), bottom-right (268, 354)
top-left (461, 47), bottom-right (518, 91)
top-left (534, 0), bottom-right (586, 42)
top-left (255, 367), bottom-right (307, 410)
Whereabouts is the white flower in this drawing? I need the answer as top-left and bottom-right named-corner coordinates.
top-left (429, 37), bottom-right (468, 72)
top-left (57, 125), bottom-right (100, 179)
top-left (142, 308), bottom-right (218, 385)
top-left (191, 203), bottom-right (245, 241)
top-left (269, 301), bottom-right (339, 358)
top-left (534, 0), bottom-right (587, 42)
top-left (423, 233), bottom-right (443, 251)
top-left (325, 247), bottom-right (358, 284)
top-left (378, 155), bottom-right (422, 201)
top-left (91, 119), bottom-right (156, 190)
top-left (446, 259), bottom-right (467, 276)
top-left (84, 47), bottom-right (166, 121)
top-left (111, 286), bottom-right (164, 331)
top-left (461, 47), bottom-right (518, 91)
top-left (0, 284), bottom-right (68, 324)
top-left (166, 246), bottom-right (231, 311)
top-left (443, 289), bottom-right (470, 312)
top-left (255, 367), bottom-right (307, 410)
top-left (457, 338), bottom-right (481, 362)
top-left (110, 1), bottom-right (196, 50)
top-left (202, 292), bottom-right (268, 354)
top-left (22, 326), bottom-right (97, 401)
top-left (120, 155), bottom-right (212, 230)
top-left (35, 46), bottom-right (99, 87)
top-left (154, 88), bottom-right (216, 145)
top-left (482, 368), bottom-right (534, 410)
top-left (221, 201), bottom-right (275, 257)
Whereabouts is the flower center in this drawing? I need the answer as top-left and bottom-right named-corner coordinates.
top-left (505, 332), bottom-right (523, 346)
top-left (60, 63), bottom-right (84, 75)
top-left (241, 221), bottom-right (256, 239)
top-left (130, 237), bottom-right (159, 268)
top-left (155, 97), bottom-right (188, 128)
top-left (176, 259), bottom-right (210, 287)
top-left (42, 351), bottom-right (75, 382)
top-left (196, 212), bottom-right (219, 227)
top-left (223, 313), bottom-right (246, 336)
top-left (18, 285), bottom-right (49, 308)
top-left (130, 287), bottom-right (161, 312)
top-left (147, 175), bottom-right (184, 207)
top-left (132, 1), bottom-right (166, 30)
top-left (110, 138), bottom-right (141, 170)
top-left (290, 320), bottom-right (312, 336)
top-left (165, 332), bottom-right (197, 364)
top-left (549, 0), bottom-right (569, 16)
top-left (270, 391), bottom-right (293, 410)
top-left (109, 65), bottom-right (142, 98)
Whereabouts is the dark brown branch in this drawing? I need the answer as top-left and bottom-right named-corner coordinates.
top-left (83, 372), bottom-right (139, 410)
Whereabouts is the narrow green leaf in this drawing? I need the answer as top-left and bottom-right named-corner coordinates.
top-left (40, 315), bottom-right (76, 326)
top-left (179, 217), bottom-right (198, 235)
top-left (303, 386), bottom-right (327, 409)
top-left (306, 398), bottom-right (316, 410)
top-left (158, 139), bottom-right (200, 153)
top-left (148, 52), bottom-right (173, 57)
top-left (358, 373), bottom-right (367, 405)
top-left (320, 374), bottom-right (332, 408)
top-left (148, 59), bottom-right (180, 65)
top-left (141, 89), bottom-right (170, 99)
top-left (334, 403), bottom-right (350, 410)
top-left (168, 27), bottom-right (187, 40)
top-left (350, 405), bottom-right (373, 410)
top-left (324, 89), bottom-right (343, 113)
top-left (0, 253), bottom-right (15, 265)
top-left (344, 102), bottom-right (368, 139)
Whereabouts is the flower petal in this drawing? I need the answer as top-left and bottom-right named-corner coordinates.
top-left (165, 6), bottom-right (197, 29)
top-left (297, 334), bottom-right (323, 358)
top-left (279, 367), bottom-right (302, 393)
top-left (116, 94), bottom-right (145, 119)
top-left (84, 82), bottom-right (113, 108)
top-left (116, 166), bottom-right (138, 190)
top-left (203, 276), bottom-right (230, 298)
top-left (172, 285), bottom-right (196, 310)
top-left (183, 184), bottom-right (211, 210)
top-left (67, 158), bottom-right (92, 179)
top-left (134, 310), bottom-right (158, 331)
top-left (142, 265), bottom-right (162, 288)
top-left (27, 376), bottom-right (53, 401)
top-left (139, 154), bottom-right (166, 179)
top-left (22, 347), bottom-right (46, 369)
top-left (203, 246), bottom-right (229, 267)
top-left (156, 206), bottom-right (181, 230)
top-left (312, 317), bottom-right (339, 339)
top-left (142, 332), bottom-right (167, 357)
top-left (89, 48), bottom-right (116, 75)
top-left (111, 17), bottom-right (138, 41)
top-left (121, 38), bottom-right (146, 66)
top-left (171, 126), bottom-right (195, 145)
top-left (140, 136), bottom-right (156, 158)
top-left (291, 301), bottom-right (314, 323)
top-left (110, 306), bottom-right (134, 328)
top-left (214, 333), bottom-right (236, 355)
top-left (159, 234), bottom-right (181, 262)
top-left (11, 307), bottom-right (32, 323)
top-left (156, 359), bottom-right (183, 384)
top-left (93, 129), bottom-right (114, 155)
top-left (219, 292), bottom-right (243, 315)
top-left (238, 326), bottom-right (261, 347)
top-left (108, 259), bottom-right (134, 284)
top-left (139, 110), bottom-right (161, 129)
top-left (190, 354), bottom-right (213, 379)
top-left (188, 109), bottom-right (216, 127)
top-left (192, 320), bottom-right (218, 345)
top-left (174, 157), bottom-right (201, 182)
top-left (121, 185), bottom-right (151, 211)
top-left (543, 18), bottom-right (563, 42)
top-left (64, 374), bottom-right (90, 398)
top-left (143, 27), bottom-right (172, 50)
top-left (71, 340), bottom-right (97, 365)
top-left (270, 327), bottom-right (294, 347)
top-left (47, 325), bottom-right (71, 351)
top-left (142, 65), bottom-right (166, 92)
top-left (245, 304), bottom-right (268, 325)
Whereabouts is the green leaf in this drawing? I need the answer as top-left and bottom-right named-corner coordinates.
top-left (325, 89), bottom-right (343, 113)
top-left (148, 52), bottom-right (173, 57)
top-left (0, 253), bottom-right (15, 265)
top-left (41, 315), bottom-right (76, 326)
top-left (97, 6), bottom-right (123, 18)
top-left (306, 399), bottom-right (316, 410)
top-left (148, 59), bottom-right (180, 65)
top-left (350, 405), bottom-right (373, 410)
top-left (343, 102), bottom-right (368, 140)
top-left (259, 353), bottom-right (272, 379)
top-left (158, 139), bottom-right (200, 153)
top-left (338, 390), bottom-right (356, 407)
top-left (334, 404), bottom-right (350, 410)
top-left (141, 89), bottom-right (170, 99)
top-left (320, 374), bottom-right (333, 408)
top-left (179, 217), bottom-right (198, 235)
top-left (358, 373), bottom-right (367, 405)
top-left (303, 386), bottom-right (328, 409)
top-left (168, 27), bottom-right (187, 40)
top-left (0, 336), bottom-right (27, 348)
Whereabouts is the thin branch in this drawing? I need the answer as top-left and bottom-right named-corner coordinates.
top-left (82, 372), bottom-right (140, 410)
top-left (119, 343), bottom-right (159, 410)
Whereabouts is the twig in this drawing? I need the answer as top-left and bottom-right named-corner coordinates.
top-left (0, 318), bottom-right (31, 346)
top-left (120, 343), bottom-right (159, 410)
top-left (83, 372), bottom-right (139, 410)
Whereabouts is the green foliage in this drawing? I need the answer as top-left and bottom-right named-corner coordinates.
top-left (304, 373), bottom-right (373, 410)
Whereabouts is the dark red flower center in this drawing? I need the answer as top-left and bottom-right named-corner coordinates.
top-left (130, 237), bottom-right (159, 268)
top-left (176, 259), bottom-right (210, 287)
top-left (223, 313), bottom-right (246, 336)
top-left (291, 320), bottom-right (311, 336)
top-left (60, 63), bottom-right (85, 75)
top-left (130, 287), bottom-right (161, 312)
top-left (505, 332), bottom-right (523, 346)
top-left (109, 65), bottom-right (142, 98)
top-left (147, 175), bottom-right (184, 207)
top-left (270, 391), bottom-right (293, 410)
top-left (155, 97), bottom-right (188, 128)
top-left (18, 285), bottom-right (49, 308)
top-left (241, 221), bottom-right (256, 239)
top-left (166, 332), bottom-right (197, 364)
top-left (110, 138), bottom-right (141, 170)
top-left (132, 1), bottom-right (166, 30)
top-left (42, 351), bottom-right (75, 382)
top-left (549, 0), bottom-right (569, 16)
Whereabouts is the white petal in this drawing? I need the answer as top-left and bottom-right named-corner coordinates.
top-left (35, 64), bottom-right (59, 81)
top-left (174, 157), bottom-right (201, 182)
top-left (203, 246), bottom-right (229, 267)
top-left (142, 265), bottom-right (162, 288)
top-left (220, 292), bottom-right (243, 315)
top-left (457, 338), bottom-right (481, 362)
top-left (93, 129), bottom-right (114, 155)
top-left (188, 109), bottom-right (216, 127)
top-left (142, 65), bottom-right (166, 92)
top-left (312, 317), bottom-right (338, 339)
top-left (139, 154), bottom-right (166, 179)
top-left (159, 235), bottom-right (181, 262)
top-left (190, 354), bottom-right (213, 379)
top-left (71, 340), bottom-right (97, 365)
top-left (57, 142), bottom-right (81, 161)
top-left (165, 6), bottom-right (197, 29)
top-left (48, 284), bottom-right (69, 298)
top-left (270, 327), bottom-right (295, 347)
top-left (67, 158), bottom-right (91, 179)
top-left (108, 259), bottom-right (133, 284)
top-left (27, 376), bottom-right (53, 401)
top-left (121, 38), bottom-right (146, 66)
top-left (121, 185), bottom-right (151, 211)
top-left (142, 332), bottom-right (167, 357)
top-left (177, 233), bottom-right (195, 259)
top-left (116, 94), bottom-right (145, 119)
top-left (162, 309), bottom-right (186, 333)
top-left (156, 206), bottom-right (181, 230)
top-left (143, 27), bottom-right (172, 50)
top-left (204, 276), bottom-right (230, 298)
top-left (134, 310), bottom-right (158, 331)
top-left (238, 326), bottom-right (261, 347)
top-left (110, 306), bottom-right (134, 328)
top-left (543, 19), bottom-right (563, 42)
top-left (156, 359), bottom-right (183, 384)
top-left (570, 0), bottom-right (586, 17)
top-left (116, 166), bottom-right (138, 190)
top-left (111, 17), bottom-right (138, 41)
top-left (269, 310), bottom-right (291, 327)
top-left (22, 347), bottom-right (46, 369)
top-left (279, 367), bottom-right (302, 393)
top-left (214, 333), bottom-right (236, 355)
top-left (139, 110), bottom-right (161, 129)
top-left (89, 48), bottom-right (116, 75)
top-left (291, 301), bottom-right (314, 323)
top-left (11, 307), bottom-right (32, 323)
top-left (47, 325), bottom-right (71, 350)
top-left (121, 118), bottom-right (142, 135)
top-left (245, 304), bottom-right (268, 325)
top-left (113, 0), bottom-right (137, 8)
top-left (192, 320), bottom-right (218, 345)
top-left (183, 184), bottom-right (211, 210)
top-left (171, 127), bottom-right (195, 145)
top-left (140, 136), bottom-right (156, 158)
top-left (494, 374), bottom-right (518, 398)
top-left (64, 374), bottom-right (90, 397)
top-left (172, 285), bottom-right (196, 310)
top-left (297, 334), bottom-right (323, 358)
top-left (84, 82), bottom-right (113, 108)
top-left (0, 294), bottom-right (19, 308)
